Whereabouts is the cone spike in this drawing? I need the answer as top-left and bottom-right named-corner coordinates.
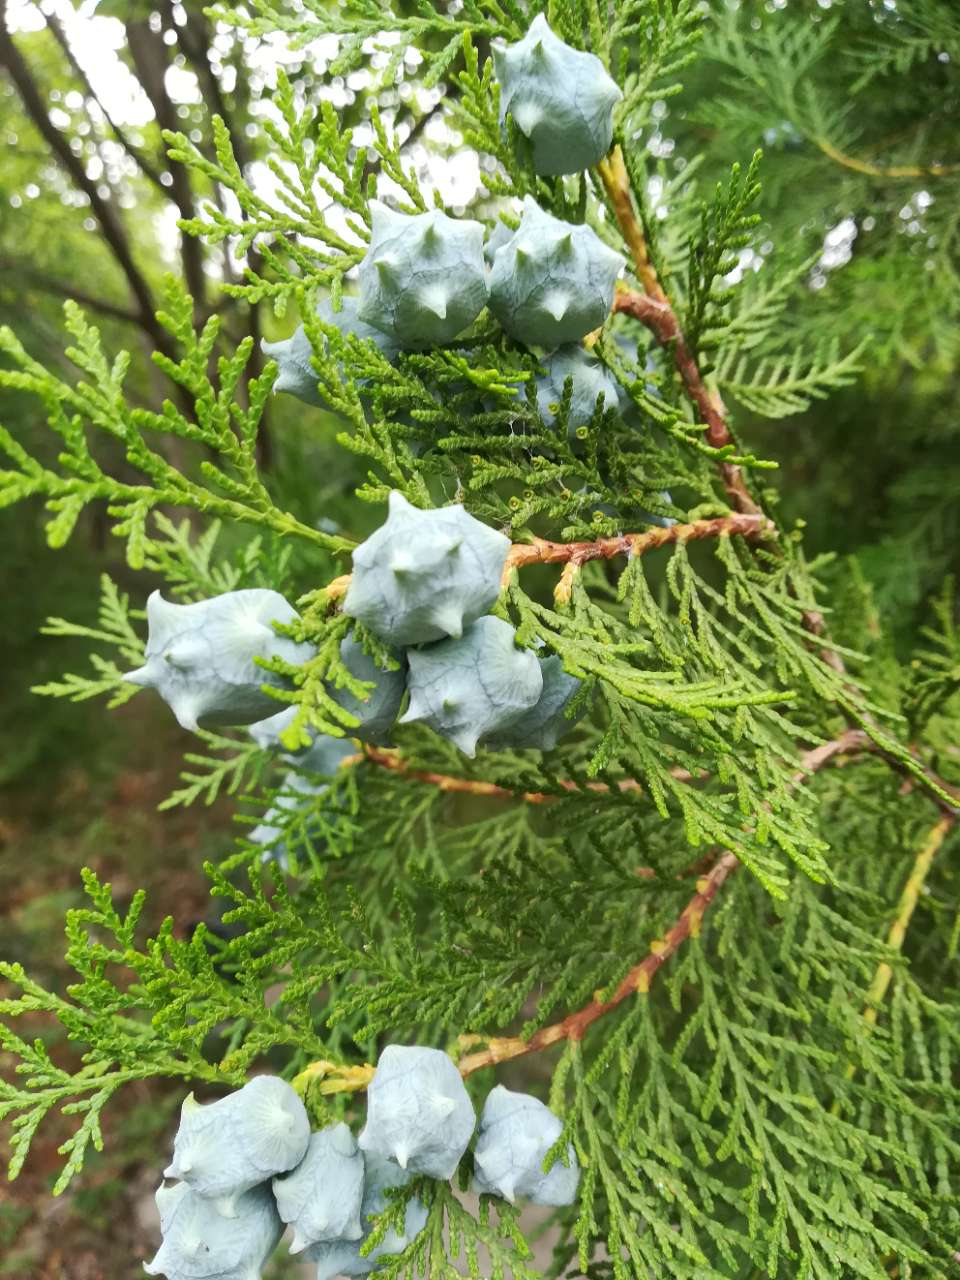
top-left (419, 283), bottom-right (449, 319)
top-left (453, 728), bottom-right (480, 757)
top-left (172, 701), bottom-right (200, 734)
top-left (164, 639), bottom-right (205, 671)
top-left (122, 664), bottom-right (154, 688)
top-left (513, 100), bottom-right (544, 135)
top-left (398, 700), bottom-right (425, 725)
top-left (394, 1143), bottom-right (410, 1170)
top-left (430, 604), bottom-right (464, 638)
top-left (274, 370), bottom-right (300, 394)
top-left (145, 590), bottom-right (182, 627)
top-left (542, 290), bottom-right (569, 322)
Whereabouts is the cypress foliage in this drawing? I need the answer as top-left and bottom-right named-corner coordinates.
top-left (1, 3), bottom-right (958, 1277)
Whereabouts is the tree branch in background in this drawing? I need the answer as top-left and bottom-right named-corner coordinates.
top-left (814, 136), bottom-right (959, 179)
top-left (124, 19), bottom-right (207, 311)
top-left (844, 813), bottom-right (956, 1085)
top-left (0, 260), bottom-right (141, 325)
top-left (42, 10), bottom-right (169, 197)
top-left (170, 8), bottom-right (272, 463)
top-left (0, 1), bottom-right (173, 357)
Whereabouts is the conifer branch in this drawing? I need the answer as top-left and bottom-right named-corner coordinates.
top-left (455, 730), bottom-right (869, 1077)
top-left (456, 849), bottom-right (739, 1078)
top-left (813, 137), bottom-right (959, 179)
top-left (857, 814), bottom-right (955, 1034)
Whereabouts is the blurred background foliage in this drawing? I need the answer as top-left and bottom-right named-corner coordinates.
top-left (0, 0), bottom-right (958, 1274)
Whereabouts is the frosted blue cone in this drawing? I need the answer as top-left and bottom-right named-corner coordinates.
top-left (343, 491), bottom-right (511, 647)
top-left (122, 590), bottom-right (314, 734)
top-left (145, 1182), bottom-right (283, 1280)
top-left (328, 634), bottom-right (406, 744)
top-left (261, 297), bottom-right (400, 408)
top-left (357, 1044), bottom-right (475, 1179)
top-left (472, 1084), bottom-right (580, 1207)
top-left (494, 13), bottom-right (621, 176)
top-left (482, 655), bottom-right (584, 751)
top-left (305, 1152), bottom-right (428, 1278)
top-left (163, 1077), bottom-right (310, 1202)
top-left (535, 345), bottom-right (624, 434)
top-left (489, 197), bottom-right (623, 347)
top-left (358, 201), bottom-right (488, 349)
top-left (273, 1124), bottom-right (365, 1254)
top-left (483, 217), bottom-right (518, 266)
top-left (399, 616), bottom-right (543, 758)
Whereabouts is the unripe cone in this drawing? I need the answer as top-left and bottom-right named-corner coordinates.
top-left (343, 491), bottom-right (510, 647)
top-left (489, 197), bottom-right (623, 347)
top-left (123, 590), bottom-right (313, 734)
top-left (472, 1084), bottom-right (580, 1206)
top-left (400, 616), bottom-right (544, 758)
top-left (358, 201), bottom-right (488, 348)
top-left (163, 1076), bottom-right (310, 1204)
top-left (357, 1044), bottom-right (475, 1179)
top-left (494, 14), bottom-right (621, 176)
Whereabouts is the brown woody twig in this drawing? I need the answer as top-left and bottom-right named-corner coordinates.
top-left (503, 512), bottom-right (773, 572)
top-left (455, 730), bottom-right (869, 1076)
top-left (457, 849), bottom-right (740, 1076)
top-left (355, 744), bottom-right (704, 803)
top-left (596, 147), bottom-right (761, 518)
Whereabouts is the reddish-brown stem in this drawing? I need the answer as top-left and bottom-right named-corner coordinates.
top-left (356, 744), bottom-right (702, 803)
top-left (611, 291), bottom-right (727, 446)
top-left (612, 290), bottom-right (760, 516)
top-left (456, 730), bottom-right (868, 1077)
top-left (458, 849), bottom-right (739, 1076)
top-left (596, 147), bottom-right (759, 516)
top-left (503, 512), bottom-right (773, 576)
